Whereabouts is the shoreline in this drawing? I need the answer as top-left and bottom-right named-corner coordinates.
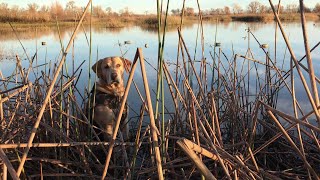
top-left (0, 13), bottom-right (319, 29)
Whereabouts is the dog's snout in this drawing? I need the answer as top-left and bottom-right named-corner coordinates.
top-left (111, 73), bottom-right (118, 80)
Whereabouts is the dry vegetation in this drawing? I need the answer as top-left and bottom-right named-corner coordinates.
top-left (0, 1), bottom-right (319, 28)
top-left (0, 0), bottom-right (320, 179)
top-left (227, 13), bottom-right (319, 22)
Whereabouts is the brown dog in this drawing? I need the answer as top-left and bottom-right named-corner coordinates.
top-left (89, 56), bottom-right (131, 141)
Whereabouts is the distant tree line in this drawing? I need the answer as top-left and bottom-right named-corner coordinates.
top-left (0, 1), bottom-right (320, 22)
top-left (171, 2), bottom-right (320, 16)
top-left (0, 1), bottom-right (133, 22)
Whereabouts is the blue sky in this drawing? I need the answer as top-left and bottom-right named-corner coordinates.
top-left (2, 0), bottom-right (319, 14)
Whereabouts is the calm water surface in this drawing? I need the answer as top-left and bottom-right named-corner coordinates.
top-left (0, 21), bottom-right (320, 116)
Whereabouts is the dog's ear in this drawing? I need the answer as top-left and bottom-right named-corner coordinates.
top-left (121, 58), bottom-right (132, 73)
top-left (92, 59), bottom-right (103, 78)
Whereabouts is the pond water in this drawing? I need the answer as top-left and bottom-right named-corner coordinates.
top-left (0, 21), bottom-right (320, 119)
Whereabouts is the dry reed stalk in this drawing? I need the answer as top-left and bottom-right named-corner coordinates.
top-left (9, 23), bottom-right (32, 65)
top-left (208, 91), bottom-right (223, 146)
top-left (248, 31), bottom-right (300, 110)
top-left (15, 55), bottom-right (25, 83)
top-left (101, 49), bottom-right (140, 179)
top-left (0, 0), bottom-right (319, 178)
top-left (177, 139), bottom-right (217, 180)
top-left (213, 145), bottom-right (263, 180)
top-left (16, 0), bottom-right (93, 176)
top-left (291, 55), bottom-right (312, 178)
top-left (266, 110), bottom-right (318, 178)
top-left (162, 62), bottom-right (187, 134)
top-left (28, 173), bottom-right (101, 178)
top-left (164, 63), bottom-right (220, 152)
top-left (0, 94), bottom-right (3, 125)
top-left (237, 54), bottom-right (285, 72)
top-left (277, 41), bottom-right (320, 85)
top-left (190, 101), bottom-right (201, 160)
top-left (234, 155), bottom-right (257, 180)
top-left (174, 0), bottom-right (186, 132)
top-left (0, 142), bottom-right (138, 149)
top-left (0, 84), bottom-right (27, 95)
top-left (183, 80), bottom-right (219, 146)
top-left (36, 123), bottom-right (104, 170)
top-left (262, 102), bottom-right (320, 133)
top-left (274, 0), bottom-right (281, 63)
top-left (269, 0), bottom-right (320, 124)
top-left (248, 101), bottom-right (260, 147)
top-left (299, 0), bottom-right (320, 127)
top-left (177, 28), bottom-right (205, 98)
top-left (162, 63), bottom-right (180, 131)
top-left (247, 121), bottom-right (298, 159)
top-left (271, 113), bottom-right (320, 150)
top-left (136, 157), bottom-right (193, 176)
top-left (3, 163), bottom-right (7, 180)
top-left (163, 63), bottom-right (187, 108)
top-left (138, 48), bottom-right (164, 180)
top-left (0, 82), bottom-right (32, 104)
top-left (0, 148), bottom-right (19, 180)
top-left (247, 146), bottom-right (259, 173)
top-left (40, 162), bottom-right (43, 180)
top-left (183, 80), bottom-right (232, 178)
top-left (180, 138), bottom-right (218, 161)
top-left (129, 105), bottom-right (146, 179)
top-left (51, 76), bottom-right (76, 98)
top-left (35, 111), bottom-right (98, 175)
top-left (68, 94), bottom-right (107, 152)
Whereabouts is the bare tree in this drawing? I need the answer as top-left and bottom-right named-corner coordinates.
top-left (259, 5), bottom-right (270, 13)
top-left (66, 1), bottom-right (75, 10)
top-left (0, 3), bottom-right (9, 18)
top-left (232, 3), bottom-right (243, 14)
top-left (247, 1), bottom-right (261, 14)
top-left (39, 5), bottom-right (50, 21)
top-left (209, 8), bottom-right (224, 15)
top-left (286, 4), bottom-right (298, 13)
top-left (27, 3), bottom-right (39, 13)
top-left (119, 7), bottom-right (130, 16)
top-left (275, 4), bottom-right (284, 13)
top-left (65, 0), bottom-right (76, 18)
top-left (106, 7), bottom-right (112, 15)
top-left (224, 6), bottom-right (231, 14)
top-left (10, 5), bottom-right (20, 19)
top-left (0, 3), bottom-right (9, 11)
top-left (314, 3), bottom-right (320, 13)
top-left (50, 1), bottom-right (64, 19)
top-left (185, 7), bottom-right (195, 16)
top-left (27, 3), bottom-right (39, 21)
top-left (171, 8), bottom-right (180, 16)
top-left (40, 5), bottom-right (49, 12)
top-left (298, 4), bottom-right (311, 13)
top-left (93, 5), bottom-right (106, 18)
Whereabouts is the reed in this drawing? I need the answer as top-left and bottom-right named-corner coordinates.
top-left (0, 0), bottom-right (319, 179)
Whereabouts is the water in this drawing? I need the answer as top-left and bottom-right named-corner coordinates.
top-left (0, 21), bottom-right (320, 120)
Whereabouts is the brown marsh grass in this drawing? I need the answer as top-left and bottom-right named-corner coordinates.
top-left (0, 0), bottom-right (320, 179)
top-left (230, 13), bottom-right (319, 22)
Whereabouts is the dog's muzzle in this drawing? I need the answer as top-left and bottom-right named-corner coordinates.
top-left (111, 73), bottom-right (120, 84)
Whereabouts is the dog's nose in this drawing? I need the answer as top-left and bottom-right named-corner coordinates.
top-left (111, 73), bottom-right (118, 80)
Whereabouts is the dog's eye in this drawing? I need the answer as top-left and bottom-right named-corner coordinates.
top-left (105, 65), bottom-right (110, 69)
top-left (116, 64), bottom-right (121, 68)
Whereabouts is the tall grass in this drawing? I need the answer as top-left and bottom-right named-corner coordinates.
top-left (230, 13), bottom-right (319, 22)
top-left (0, 0), bottom-right (319, 179)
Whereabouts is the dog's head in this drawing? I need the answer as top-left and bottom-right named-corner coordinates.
top-left (92, 57), bottom-right (132, 86)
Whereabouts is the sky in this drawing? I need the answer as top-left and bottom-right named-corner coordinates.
top-left (2, 0), bottom-right (319, 14)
